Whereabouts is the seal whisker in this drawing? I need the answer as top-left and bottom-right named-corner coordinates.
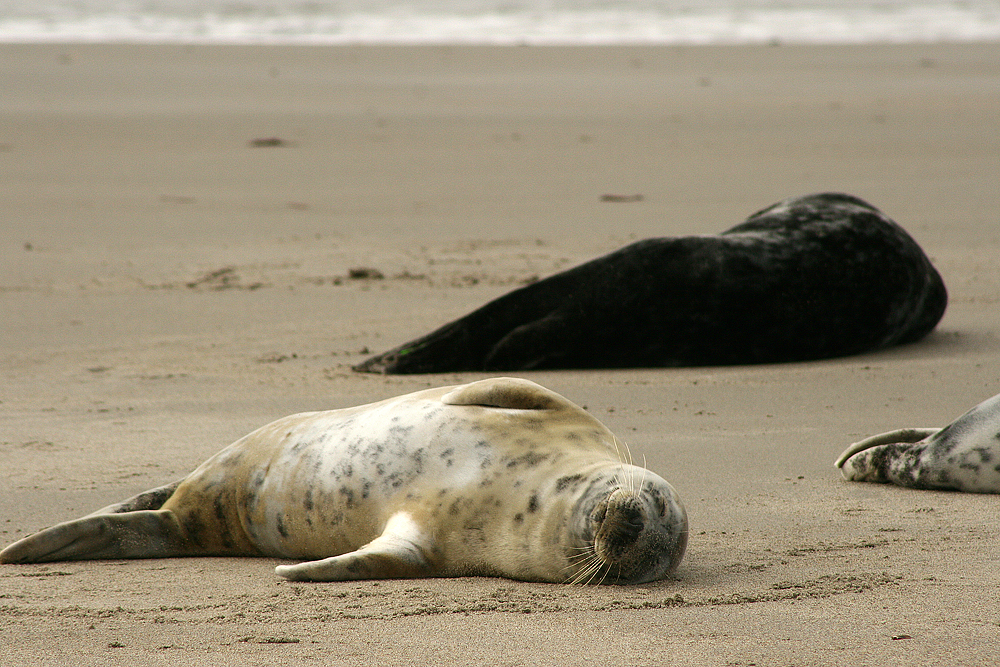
top-left (564, 544), bottom-right (608, 586)
top-left (565, 549), bottom-right (596, 565)
top-left (622, 438), bottom-right (640, 495)
top-left (565, 559), bottom-right (590, 584)
top-left (638, 454), bottom-right (648, 495)
top-left (611, 433), bottom-right (631, 489)
top-left (610, 435), bottom-right (631, 495)
top-left (574, 557), bottom-right (609, 586)
top-left (611, 434), bottom-right (626, 465)
top-left (612, 435), bottom-right (639, 495)
top-left (621, 436), bottom-right (635, 467)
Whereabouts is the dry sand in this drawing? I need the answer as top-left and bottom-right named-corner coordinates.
top-left (1, 42), bottom-right (999, 666)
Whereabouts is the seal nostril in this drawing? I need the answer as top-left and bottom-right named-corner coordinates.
top-left (624, 506), bottom-right (643, 531)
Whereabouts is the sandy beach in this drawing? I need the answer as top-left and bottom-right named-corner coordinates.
top-left (2, 42), bottom-right (999, 665)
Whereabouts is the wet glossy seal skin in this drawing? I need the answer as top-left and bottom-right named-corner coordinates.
top-left (836, 392), bottom-right (1000, 493)
top-left (0, 378), bottom-right (688, 585)
top-left (354, 193), bottom-right (947, 373)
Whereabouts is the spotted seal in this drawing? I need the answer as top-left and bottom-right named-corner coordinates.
top-left (354, 193), bottom-right (946, 374)
top-left (836, 392), bottom-right (1000, 493)
top-left (0, 378), bottom-right (688, 584)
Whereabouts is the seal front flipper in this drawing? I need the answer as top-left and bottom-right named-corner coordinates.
top-left (0, 509), bottom-right (190, 564)
top-left (274, 512), bottom-right (434, 582)
top-left (482, 313), bottom-right (572, 372)
top-left (441, 376), bottom-right (569, 411)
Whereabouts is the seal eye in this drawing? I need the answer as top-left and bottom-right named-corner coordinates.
top-left (654, 493), bottom-right (667, 518)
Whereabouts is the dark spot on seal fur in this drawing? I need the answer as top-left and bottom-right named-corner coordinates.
top-left (276, 514), bottom-right (289, 539)
top-left (213, 496), bottom-right (226, 523)
top-left (506, 451), bottom-right (549, 468)
top-left (211, 497), bottom-right (235, 549)
top-left (182, 512), bottom-right (207, 547)
top-left (339, 486), bottom-right (356, 508)
top-left (527, 494), bottom-right (539, 513)
top-left (555, 474), bottom-right (585, 492)
top-left (513, 513), bottom-right (524, 524)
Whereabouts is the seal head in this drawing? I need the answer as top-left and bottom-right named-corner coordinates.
top-left (578, 479), bottom-right (688, 584)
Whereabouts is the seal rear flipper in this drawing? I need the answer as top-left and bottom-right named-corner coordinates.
top-left (85, 480), bottom-right (183, 516)
top-left (0, 509), bottom-right (191, 564)
top-left (274, 512), bottom-right (434, 582)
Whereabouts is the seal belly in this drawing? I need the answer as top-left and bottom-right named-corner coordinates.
top-left (214, 398), bottom-right (507, 559)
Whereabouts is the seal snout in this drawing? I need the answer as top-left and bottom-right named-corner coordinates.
top-left (592, 492), bottom-right (646, 561)
top-left (613, 503), bottom-right (645, 544)
top-left (580, 478), bottom-right (688, 585)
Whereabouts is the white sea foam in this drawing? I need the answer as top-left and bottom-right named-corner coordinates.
top-left (0, 1), bottom-right (998, 44)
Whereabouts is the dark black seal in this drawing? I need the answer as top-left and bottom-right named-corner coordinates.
top-left (354, 193), bottom-right (947, 374)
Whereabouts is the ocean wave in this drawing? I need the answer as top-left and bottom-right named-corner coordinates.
top-left (0, 1), bottom-right (998, 44)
